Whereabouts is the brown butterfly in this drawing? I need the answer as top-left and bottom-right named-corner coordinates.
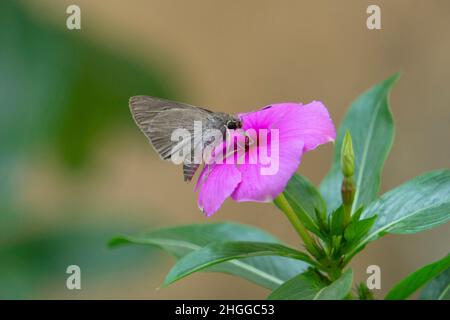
top-left (129, 96), bottom-right (242, 182)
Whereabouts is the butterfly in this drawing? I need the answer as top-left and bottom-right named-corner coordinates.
top-left (129, 96), bottom-right (242, 182)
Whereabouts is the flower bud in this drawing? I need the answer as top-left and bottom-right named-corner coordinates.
top-left (341, 130), bottom-right (355, 178)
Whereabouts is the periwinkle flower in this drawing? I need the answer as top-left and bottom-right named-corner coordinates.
top-left (195, 102), bottom-right (336, 216)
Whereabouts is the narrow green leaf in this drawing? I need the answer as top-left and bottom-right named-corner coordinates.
top-left (267, 269), bottom-right (328, 300)
top-left (320, 73), bottom-right (399, 214)
top-left (330, 206), bottom-right (345, 235)
top-left (357, 283), bottom-right (375, 300)
top-left (346, 170), bottom-right (450, 260)
top-left (385, 254), bottom-right (450, 300)
top-left (110, 223), bottom-right (308, 290)
top-left (351, 206), bottom-right (365, 222)
top-left (163, 241), bottom-right (313, 286)
top-left (314, 268), bottom-right (353, 300)
top-left (420, 268), bottom-right (450, 300)
top-left (276, 174), bottom-right (327, 235)
top-left (344, 215), bottom-right (378, 244)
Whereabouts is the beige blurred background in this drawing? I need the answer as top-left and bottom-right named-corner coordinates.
top-left (8, 0), bottom-right (450, 298)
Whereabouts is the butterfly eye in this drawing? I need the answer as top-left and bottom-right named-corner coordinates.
top-left (227, 121), bottom-right (238, 130)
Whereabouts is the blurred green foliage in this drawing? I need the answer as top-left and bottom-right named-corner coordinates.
top-left (0, 1), bottom-right (180, 298)
top-left (0, 225), bottom-right (155, 298)
top-left (0, 1), bottom-right (177, 169)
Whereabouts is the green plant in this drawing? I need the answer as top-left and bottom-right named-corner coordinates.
top-left (110, 74), bottom-right (450, 299)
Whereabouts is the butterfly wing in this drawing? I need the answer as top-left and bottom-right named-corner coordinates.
top-left (129, 96), bottom-right (212, 181)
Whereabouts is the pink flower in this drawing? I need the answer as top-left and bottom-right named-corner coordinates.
top-left (195, 101), bottom-right (336, 216)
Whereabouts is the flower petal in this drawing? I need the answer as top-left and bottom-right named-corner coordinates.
top-left (231, 140), bottom-right (305, 202)
top-left (197, 163), bottom-right (242, 216)
top-left (239, 101), bottom-right (335, 152)
top-left (286, 101), bottom-right (336, 152)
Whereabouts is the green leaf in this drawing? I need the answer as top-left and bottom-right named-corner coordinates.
top-left (320, 73), bottom-right (399, 214)
top-left (385, 254), bottom-right (450, 300)
top-left (330, 206), bottom-right (345, 235)
top-left (420, 268), bottom-right (450, 300)
top-left (344, 215), bottom-right (378, 245)
top-left (163, 241), bottom-right (313, 286)
top-left (267, 269), bottom-right (329, 300)
top-left (314, 268), bottom-right (353, 300)
top-left (347, 170), bottom-right (450, 260)
top-left (276, 174), bottom-right (327, 235)
top-left (351, 206), bottom-right (365, 222)
top-left (357, 282), bottom-right (375, 300)
top-left (268, 268), bottom-right (353, 300)
top-left (110, 223), bottom-right (309, 290)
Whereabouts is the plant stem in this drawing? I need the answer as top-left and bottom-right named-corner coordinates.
top-left (274, 194), bottom-right (321, 258)
top-left (341, 176), bottom-right (355, 226)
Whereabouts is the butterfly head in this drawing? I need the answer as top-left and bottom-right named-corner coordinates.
top-left (226, 116), bottom-right (243, 130)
